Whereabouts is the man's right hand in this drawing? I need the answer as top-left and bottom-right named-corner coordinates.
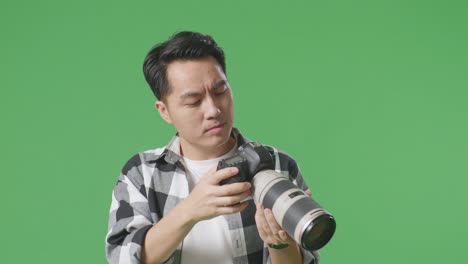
top-left (179, 166), bottom-right (252, 224)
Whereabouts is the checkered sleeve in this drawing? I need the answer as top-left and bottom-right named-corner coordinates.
top-left (105, 153), bottom-right (153, 264)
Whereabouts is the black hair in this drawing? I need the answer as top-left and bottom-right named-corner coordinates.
top-left (142, 31), bottom-right (226, 100)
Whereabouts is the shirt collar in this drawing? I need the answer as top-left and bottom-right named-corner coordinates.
top-left (150, 127), bottom-right (250, 165)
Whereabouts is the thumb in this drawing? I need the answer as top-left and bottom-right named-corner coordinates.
top-left (208, 166), bottom-right (239, 185)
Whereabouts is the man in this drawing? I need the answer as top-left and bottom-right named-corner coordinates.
top-left (105, 31), bottom-right (319, 264)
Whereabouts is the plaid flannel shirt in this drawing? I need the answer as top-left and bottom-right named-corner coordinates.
top-left (105, 128), bottom-right (320, 264)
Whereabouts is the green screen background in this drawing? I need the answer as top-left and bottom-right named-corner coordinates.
top-left (2, 0), bottom-right (467, 263)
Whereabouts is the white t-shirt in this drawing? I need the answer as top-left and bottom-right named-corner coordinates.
top-left (180, 146), bottom-right (237, 264)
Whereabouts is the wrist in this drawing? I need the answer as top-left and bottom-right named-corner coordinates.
top-left (172, 200), bottom-right (198, 227)
top-left (268, 242), bottom-right (302, 264)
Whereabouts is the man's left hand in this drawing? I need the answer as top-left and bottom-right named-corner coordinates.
top-left (254, 203), bottom-right (295, 247)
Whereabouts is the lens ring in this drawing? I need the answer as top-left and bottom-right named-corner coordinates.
top-left (295, 208), bottom-right (324, 243)
top-left (301, 214), bottom-right (336, 251)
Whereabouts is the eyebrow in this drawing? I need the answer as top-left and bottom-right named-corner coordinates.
top-left (179, 80), bottom-right (228, 100)
top-left (212, 79), bottom-right (227, 90)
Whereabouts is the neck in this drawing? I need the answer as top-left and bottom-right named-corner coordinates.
top-left (180, 137), bottom-right (237, 160)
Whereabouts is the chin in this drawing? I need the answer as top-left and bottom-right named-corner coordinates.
top-left (206, 135), bottom-right (230, 147)
top-left (205, 130), bottom-right (233, 147)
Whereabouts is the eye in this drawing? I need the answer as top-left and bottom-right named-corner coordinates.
top-left (215, 87), bottom-right (228, 96)
top-left (186, 101), bottom-right (201, 107)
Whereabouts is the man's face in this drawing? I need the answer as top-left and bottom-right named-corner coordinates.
top-left (155, 56), bottom-right (235, 159)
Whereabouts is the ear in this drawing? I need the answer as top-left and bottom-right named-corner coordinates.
top-left (155, 100), bottom-right (173, 124)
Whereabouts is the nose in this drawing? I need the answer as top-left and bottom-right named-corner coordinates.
top-left (204, 96), bottom-right (221, 119)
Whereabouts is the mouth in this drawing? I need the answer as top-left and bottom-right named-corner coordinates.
top-left (206, 123), bottom-right (226, 133)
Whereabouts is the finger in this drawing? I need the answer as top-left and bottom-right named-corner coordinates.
top-left (255, 204), bottom-right (270, 240)
top-left (217, 189), bottom-right (251, 207)
top-left (278, 230), bottom-right (290, 242)
top-left (206, 167), bottom-right (239, 185)
top-left (264, 208), bottom-right (282, 237)
top-left (215, 181), bottom-right (251, 196)
top-left (305, 189), bottom-right (312, 197)
top-left (264, 208), bottom-right (291, 244)
top-left (256, 204), bottom-right (275, 241)
top-left (216, 200), bottom-right (249, 215)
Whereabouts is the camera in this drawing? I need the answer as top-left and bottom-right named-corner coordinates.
top-left (217, 142), bottom-right (336, 251)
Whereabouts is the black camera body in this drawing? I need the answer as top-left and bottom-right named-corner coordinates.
top-left (218, 142), bottom-right (275, 185)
